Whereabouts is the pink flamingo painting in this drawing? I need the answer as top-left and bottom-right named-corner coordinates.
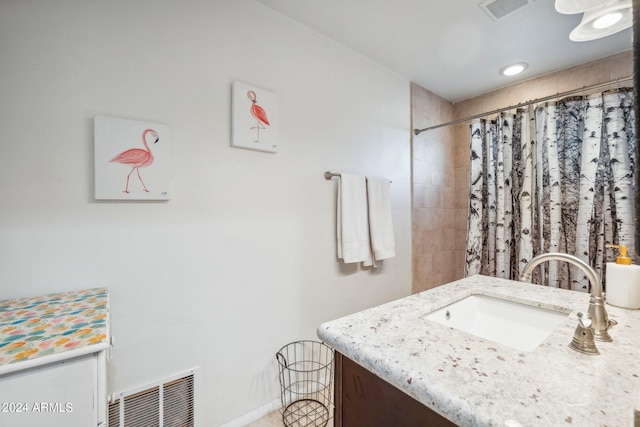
top-left (109, 128), bottom-right (158, 193)
top-left (247, 90), bottom-right (269, 142)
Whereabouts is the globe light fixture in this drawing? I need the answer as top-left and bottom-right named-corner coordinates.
top-left (555, 0), bottom-right (632, 42)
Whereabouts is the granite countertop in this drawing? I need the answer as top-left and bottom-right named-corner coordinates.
top-left (317, 275), bottom-right (640, 427)
top-left (0, 288), bottom-right (109, 366)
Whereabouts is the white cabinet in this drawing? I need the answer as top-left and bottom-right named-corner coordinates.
top-left (0, 346), bottom-right (107, 427)
top-left (0, 348), bottom-right (108, 427)
top-left (0, 288), bottom-right (110, 427)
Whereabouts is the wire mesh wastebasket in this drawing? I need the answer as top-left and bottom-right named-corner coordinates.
top-left (276, 340), bottom-right (334, 427)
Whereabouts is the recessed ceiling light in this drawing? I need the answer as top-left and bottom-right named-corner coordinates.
top-left (500, 63), bottom-right (528, 76)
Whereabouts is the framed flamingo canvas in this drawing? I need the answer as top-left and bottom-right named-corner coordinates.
top-left (94, 115), bottom-right (171, 200)
top-left (231, 81), bottom-right (279, 153)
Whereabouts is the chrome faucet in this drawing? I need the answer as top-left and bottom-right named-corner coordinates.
top-left (520, 252), bottom-right (617, 353)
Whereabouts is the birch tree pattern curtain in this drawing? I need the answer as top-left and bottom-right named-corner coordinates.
top-left (466, 88), bottom-right (636, 292)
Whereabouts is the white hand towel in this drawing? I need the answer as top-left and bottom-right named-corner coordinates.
top-left (337, 174), bottom-right (373, 264)
top-left (366, 176), bottom-right (395, 260)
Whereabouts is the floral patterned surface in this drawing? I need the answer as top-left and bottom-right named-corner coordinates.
top-left (0, 288), bottom-right (108, 365)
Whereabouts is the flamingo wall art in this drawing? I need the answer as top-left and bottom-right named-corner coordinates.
top-left (231, 81), bottom-right (279, 153)
top-left (94, 115), bottom-right (171, 200)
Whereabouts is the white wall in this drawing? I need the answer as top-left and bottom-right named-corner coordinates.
top-left (0, 0), bottom-right (411, 425)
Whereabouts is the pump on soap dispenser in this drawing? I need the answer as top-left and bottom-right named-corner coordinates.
top-left (605, 244), bottom-right (640, 309)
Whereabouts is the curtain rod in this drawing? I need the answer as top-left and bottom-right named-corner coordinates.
top-left (413, 76), bottom-right (633, 135)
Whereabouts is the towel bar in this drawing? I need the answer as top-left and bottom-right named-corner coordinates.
top-left (324, 171), bottom-right (391, 183)
top-left (324, 171), bottom-right (341, 180)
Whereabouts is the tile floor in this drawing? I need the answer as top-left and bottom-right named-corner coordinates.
top-left (245, 410), bottom-right (282, 427)
top-left (246, 410), bottom-right (334, 427)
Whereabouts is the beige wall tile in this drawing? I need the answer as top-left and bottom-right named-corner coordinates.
top-left (454, 95), bottom-right (485, 120)
top-left (412, 253), bottom-right (433, 293)
top-left (454, 166), bottom-right (468, 189)
top-left (454, 208), bottom-right (468, 231)
top-left (503, 74), bottom-right (558, 107)
top-left (441, 189), bottom-right (456, 213)
top-left (425, 163), bottom-right (449, 188)
top-left (412, 136), bottom-right (426, 162)
top-left (454, 249), bottom-right (466, 279)
top-left (557, 61), bottom-right (610, 93)
top-left (455, 228), bottom-right (467, 248)
top-left (412, 158), bottom-right (429, 185)
top-left (415, 184), bottom-right (442, 208)
top-left (454, 190), bottom-right (468, 211)
top-left (610, 51), bottom-right (633, 81)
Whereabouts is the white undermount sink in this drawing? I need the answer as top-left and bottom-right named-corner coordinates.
top-left (424, 294), bottom-right (569, 352)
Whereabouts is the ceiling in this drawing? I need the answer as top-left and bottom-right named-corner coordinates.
top-left (253, 0), bottom-right (633, 103)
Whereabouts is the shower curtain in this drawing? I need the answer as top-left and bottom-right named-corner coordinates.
top-left (465, 88), bottom-right (636, 292)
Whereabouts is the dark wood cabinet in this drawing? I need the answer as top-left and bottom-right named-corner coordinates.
top-left (334, 351), bottom-right (456, 427)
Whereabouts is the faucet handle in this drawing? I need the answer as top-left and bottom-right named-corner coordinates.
top-left (577, 311), bottom-right (592, 328)
top-left (569, 312), bottom-right (599, 355)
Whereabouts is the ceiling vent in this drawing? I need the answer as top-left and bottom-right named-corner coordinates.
top-left (480, 0), bottom-right (532, 20)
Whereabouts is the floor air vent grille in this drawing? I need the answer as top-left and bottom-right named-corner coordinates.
top-left (109, 368), bottom-right (197, 427)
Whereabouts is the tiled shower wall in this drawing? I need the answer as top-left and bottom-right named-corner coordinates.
top-left (411, 84), bottom-right (458, 292)
top-left (411, 51), bottom-right (633, 294)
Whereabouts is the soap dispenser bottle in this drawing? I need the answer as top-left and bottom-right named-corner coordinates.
top-left (605, 244), bottom-right (640, 309)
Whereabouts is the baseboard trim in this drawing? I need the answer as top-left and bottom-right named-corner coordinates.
top-left (219, 399), bottom-right (281, 427)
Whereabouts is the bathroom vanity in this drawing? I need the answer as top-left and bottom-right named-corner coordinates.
top-left (0, 288), bottom-right (110, 427)
top-left (318, 275), bottom-right (640, 426)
